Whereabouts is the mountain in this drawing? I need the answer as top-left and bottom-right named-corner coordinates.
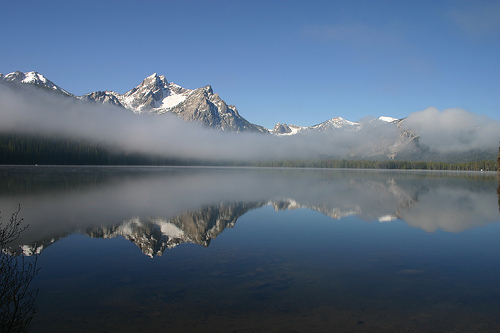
top-left (2, 71), bottom-right (494, 162)
top-left (7, 195), bottom-right (400, 257)
top-left (271, 116), bottom-right (362, 135)
top-left (0, 70), bottom-right (73, 97)
top-left (7, 165), bottom-right (498, 258)
top-left (11, 201), bottom-right (268, 258)
top-left (271, 116), bottom-right (400, 136)
top-left (83, 201), bottom-right (267, 257)
top-left (1, 71), bottom-right (267, 133)
top-left (6, 174), bottom-right (422, 258)
top-left (81, 73), bottom-right (268, 133)
top-left (270, 123), bottom-right (304, 135)
top-left (0, 71), bottom-right (403, 138)
top-left (1, 70), bottom-right (399, 137)
top-left (270, 115), bottom-right (420, 160)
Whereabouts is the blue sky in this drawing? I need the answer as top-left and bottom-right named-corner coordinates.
top-left (1, 0), bottom-right (499, 129)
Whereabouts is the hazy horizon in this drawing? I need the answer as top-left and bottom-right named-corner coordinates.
top-left (0, 81), bottom-right (498, 162)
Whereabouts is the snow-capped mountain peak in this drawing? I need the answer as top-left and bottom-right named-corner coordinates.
top-left (140, 72), bottom-right (168, 90)
top-left (79, 73), bottom-right (267, 132)
top-left (311, 116), bottom-right (361, 131)
top-left (270, 117), bottom-right (362, 135)
top-left (270, 123), bottom-right (306, 135)
top-left (118, 73), bottom-right (196, 112)
top-left (78, 73), bottom-right (194, 113)
top-left (0, 70), bottom-right (72, 96)
top-left (1, 70), bottom-right (408, 139)
top-left (119, 73), bottom-right (174, 112)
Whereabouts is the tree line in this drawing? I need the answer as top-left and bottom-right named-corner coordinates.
top-left (247, 159), bottom-right (498, 171)
top-left (0, 133), bottom-right (498, 171)
top-left (0, 133), bottom-right (197, 166)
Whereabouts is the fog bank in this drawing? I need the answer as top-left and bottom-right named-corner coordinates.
top-left (404, 107), bottom-right (499, 153)
top-left (0, 83), bottom-right (498, 161)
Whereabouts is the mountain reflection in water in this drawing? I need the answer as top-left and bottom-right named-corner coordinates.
top-left (2, 166), bottom-right (500, 332)
top-left (1, 166), bottom-right (498, 256)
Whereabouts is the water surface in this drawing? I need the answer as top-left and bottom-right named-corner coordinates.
top-left (1, 166), bottom-right (500, 332)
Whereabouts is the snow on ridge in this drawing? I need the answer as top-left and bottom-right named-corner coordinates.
top-left (23, 71), bottom-right (48, 84)
top-left (21, 244), bottom-right (44, 256)
top-left (379, 116), bottom-right (398, 123)
top-left (159, 84), bottom-right (193, 109)
top-left (275, 125), bottom-right (305, 136)
top-left (312, 117), bottom-right (360, 129)
top-left (155, 219), bottom-right (185, 238)
top-left (4, 71), bottom-right (404, 132)
top-left (329, 117), bottom-right (360, 127)
top-left (378, 214), bottom-right (397, 222)
top-left (2, 70), bottom-right (72, 95)
top-left (169, 82), bottom-right (183, 89)
top-left (271, 115), bottom-right (405, 136)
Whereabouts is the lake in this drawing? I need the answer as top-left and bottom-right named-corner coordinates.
top-left (1, 166), bottom-right (500, 332)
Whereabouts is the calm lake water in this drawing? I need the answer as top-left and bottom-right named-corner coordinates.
top-left (1, 166), bottom-right (500, 332)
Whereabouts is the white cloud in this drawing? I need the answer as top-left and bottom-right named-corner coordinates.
top-left (403, 107), bottom-right (500, 152)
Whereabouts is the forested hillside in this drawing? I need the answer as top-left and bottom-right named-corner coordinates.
top-left (250, 159), bottom-right (498, 171)
top-left (0, 133), bottom-right (497, 171)
top-left (0, 133), bottom-right (189, 165)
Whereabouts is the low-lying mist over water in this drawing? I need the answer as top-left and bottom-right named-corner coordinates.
top-left (2, 166), bottom-right (500, 332)
top-left (2, 166), bottom-right (498, 253)
top-left (0, 82), bottom-right (498, 162)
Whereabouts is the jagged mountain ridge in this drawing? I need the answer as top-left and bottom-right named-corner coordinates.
top-left (1, 70), bottom-right (427, 159)
top-left (10, 170), bottom-right (498, 257)
top-left (1, 71), bottom-right (267, 133)
top-left (271, 116), bottom-right (364, 135)
top-left (82, 73), bottom-right (269, 133)
top-left (13, 201), bottom-right (268, 258)
top-left (271, 115), bottom-right (420, 159)
top-left (1, 70), bottom-right (401, 135)
top-left (11, 191), bottom-right (414, 258)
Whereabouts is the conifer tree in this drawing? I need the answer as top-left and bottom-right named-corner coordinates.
top-left (498, 141), bottom-right (500, 170)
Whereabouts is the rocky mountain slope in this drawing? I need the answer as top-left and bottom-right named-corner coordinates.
top-left (1, 71), bottom-right (73, 96)
top-left (2, 71), bottom-right (401, 136)
top-left (83, 201), bottom-right (267, 257)
top-left (6, 70), bottom-right (486, 161)
top-left (271, 116), bottom-right (362, 135)
top-left (8, 196), bottom-right (398, 257)
top-left (81, 73), bottom-right (270, 133)
top-left (8, 167), bottom-right (498, 258)
top-left (1, 71), bottom-right (267, 133)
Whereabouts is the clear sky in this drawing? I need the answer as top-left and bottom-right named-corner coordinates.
top-left (1, 0), bottom-right (499, 129)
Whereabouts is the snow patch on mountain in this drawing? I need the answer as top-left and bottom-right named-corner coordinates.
top-left (270, 123), bottom-right (306, 136)
top-left (2, 70), bottom-right (413, 142)
top-left (157, 219), bottom-right (185, 238)
top-left (271, 117), bottom-right (362, 135)
top-left (310, 117), bottom-right (361, 131)
top-left (378, 214), bottom-right (397, 222)
top-left (160, 92), bottom-right (189, 109)
top-left (1, 70), bottom-right (73, 96)
top-left (379, 116), bottom-right (398, 123)
top-left (20, 244), bottom-right (44, 256)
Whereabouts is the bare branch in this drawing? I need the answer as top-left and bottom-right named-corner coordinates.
top-left (0, 206), bottom-right (39, 333)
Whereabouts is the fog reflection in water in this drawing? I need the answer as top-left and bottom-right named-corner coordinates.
top-left (1, 166), bottom-right (500, 332)
top-left (1, 166), bottom-right (498, 255)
